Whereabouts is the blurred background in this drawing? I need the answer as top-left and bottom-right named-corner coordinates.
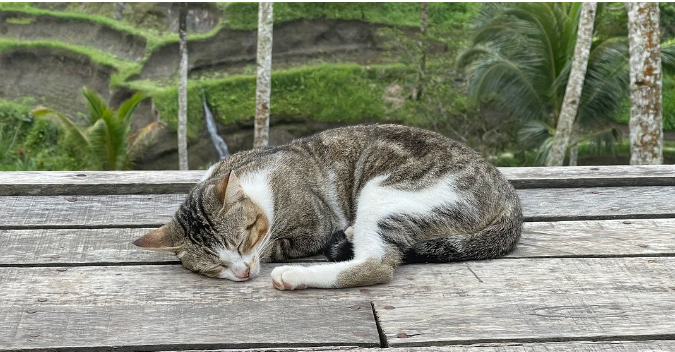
top-left (1, 2), bottom-right (674, 171)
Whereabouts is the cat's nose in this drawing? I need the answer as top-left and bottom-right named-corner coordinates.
top-left (235, 269), bottom-right (249, 279)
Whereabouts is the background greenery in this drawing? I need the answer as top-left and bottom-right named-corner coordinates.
top-left (1, 2), bottom-right (674, 170)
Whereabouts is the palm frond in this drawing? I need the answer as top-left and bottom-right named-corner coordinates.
top-left (118, 92), bottom-right (147, 124)
top-left (81, 87), bottom-right (108, 125)
top-left (124, 121), bottom-right (165, 170)
top-left (31, 106), bottom-right (92, 152)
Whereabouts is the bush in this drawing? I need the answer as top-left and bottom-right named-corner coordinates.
top-left (0, 100), bottom-right (81, 170)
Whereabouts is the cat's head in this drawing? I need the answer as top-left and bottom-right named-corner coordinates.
top-left (133, 171), bottom-right (270, 281)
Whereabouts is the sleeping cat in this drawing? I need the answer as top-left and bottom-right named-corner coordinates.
top-left (134, 124), bottom-right (522, 290)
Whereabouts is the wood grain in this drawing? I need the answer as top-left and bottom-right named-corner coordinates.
top-left (0, 170), bottom-right (203, 196)
top-left (518, 186), bottom-right (675, 221)
top-left (510, 218), bottom-right (675, 258)
top-left (1, 166), bottom-right (673, 195)
top-left (0, 194), bottom-right (182, 229)
top-left (2, 219), bottom-right (674, 266)
top-left (2, 187), bottom-right (674, 228)
top-left (170, 340), bottom-right (675, 352)
top-left (0, 300), bottom-right (379, 351)
top-left (2, 257), bottom-right (672, 306)
top-left (499, 165), bottom-right (675, 188)
top-left (374, 293), bottom-right (675, 346)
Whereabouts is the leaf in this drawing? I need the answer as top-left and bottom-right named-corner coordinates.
top-left (30, 106), bottom-right (92, 154)
top-left (124, 121), bottom-right (165, 170)
top-left (81, 87), bottom-right (108, 125)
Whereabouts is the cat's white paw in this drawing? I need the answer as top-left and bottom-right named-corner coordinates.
top-left (271, 266), bottom-right (308, 291)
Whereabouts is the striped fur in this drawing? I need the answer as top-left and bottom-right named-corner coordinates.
top-left (134, 124), bottom-right (522, 289)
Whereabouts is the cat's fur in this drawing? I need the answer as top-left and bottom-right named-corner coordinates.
top-left (134, 124), bottom-right (522, 290)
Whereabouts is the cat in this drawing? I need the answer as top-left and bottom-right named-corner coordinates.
top-left (134, 124), bottom-right (522, 290)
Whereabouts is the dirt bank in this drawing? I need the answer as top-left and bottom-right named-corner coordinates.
top-left (0, 46), bottom-right (114, 115)
top-left (139, 19), bottom-right (418, 80)
top-left (0, 10), bottom-right (147, 61)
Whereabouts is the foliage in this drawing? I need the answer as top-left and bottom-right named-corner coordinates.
top-left (373, 5), bottom-right (514, 158)
top-left (661, 2), bottom-right (675, 41)
top-left (0, 100), bottom-right (84, 171)
top-left (223, 2), bottom-right (480, 30)
top-left (31, 88), bottom-right (163, 170)
top-left (457, 3), bottom-right (632, 164)
top-left (149, 64), bottom-right (398, 137)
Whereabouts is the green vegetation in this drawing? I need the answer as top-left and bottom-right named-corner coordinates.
top-left (145, 64), bottom-right (404, 137)
top-left (223, 2), bottom-right (479, 30)
top-left (458, 3), bottom-right (632, 164)
top-left (0, 99), bottom-right (82, 171)
top-left (31, 88), bottom-right (163, 170)
top-left (2, 2), bottom-right (674, 170)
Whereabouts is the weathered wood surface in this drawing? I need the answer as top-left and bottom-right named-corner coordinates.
top-left (2, 257), bottom-right (672, 305)
top-left (518, 186), bottom-right (675, 221)
top-left (2, 219), bottom-right (674, 266)
top-left (0, 300), bottom-right (379, 351)
top-left (0, 171), bottom-right (204, 196)
top-left (2, 257), bottom-right (672, 349)
top-left (1, 168), bottom-right (672, 351)
top-left (373, 293), bottom-right (675, 347)
top-left (167, 340), bottom-right (675, 352)
top-left (1, 165), bottom-right (673, 196)
top-left (2, 186), bottom-right (673, 228)
top-left (501, 165), bottom-right (675, 188)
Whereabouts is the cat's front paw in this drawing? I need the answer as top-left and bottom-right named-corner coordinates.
top-left (271, 266), bottom-right (308, 291)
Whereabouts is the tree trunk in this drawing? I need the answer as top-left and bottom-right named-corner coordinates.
top-left (416, 2), bottom-right (429, 101)
top-left (177, 2), bottom-right (189, 170)
top-left (627, 2), bottom-right (663, 165)
top-left (569, 125), bottom-right (579, 166)
top-left (254, 2), bottom-right (273, 148)
top-left (547, 2), bottom-right (597, 166)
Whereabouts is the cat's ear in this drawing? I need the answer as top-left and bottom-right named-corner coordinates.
top-left (216, 171), bottom-right (246, 206)
top-left (133, 225), bottom-right (181, 252)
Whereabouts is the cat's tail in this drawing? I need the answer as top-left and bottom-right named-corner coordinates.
top-left (402, 202), bottom-right (523, 264)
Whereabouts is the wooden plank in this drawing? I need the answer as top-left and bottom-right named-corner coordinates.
top-left (510, 219), bottom-right (675, 258)
top-left (499, 165), bottom-right (675, 188)
top-left (519, 186), bottom-right (675, 222)
top-left (373, 294), bottom-right (675, 347)
top-left (0, 228), bottom-right (322, 266)
top-left (0, 300), bottom-right (379, 351)
top-left (0, 170), bottom-right (203, 196)
top-left (2, 257), bottom-right (672, 306)
top-left (0, 165), bottom-right (673, 196)
top-left (1, 187), bottom-right (674, 228)
top-left (0, 227), bottom-right (175, 266)
top-left (172, 340), bottom-right (675, 352)
top-left (0, 194), bottom-right (182, 229)
top-left (3, 219), bottom-right (675, 266)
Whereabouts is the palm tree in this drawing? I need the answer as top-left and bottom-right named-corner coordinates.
top-left (31, 88), bottom-right (163, 170)
top-left (627, 2), bottom-right (663, 165)
top-left (457, 3), bottom-right (629, 165)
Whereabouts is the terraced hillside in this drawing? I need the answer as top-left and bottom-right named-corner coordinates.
top-left (1, 2), bottom-right (478, 170)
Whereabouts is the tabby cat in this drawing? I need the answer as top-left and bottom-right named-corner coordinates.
top-left (134, 124), bottom-right (522, 290)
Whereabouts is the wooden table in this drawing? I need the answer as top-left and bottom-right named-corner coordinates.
top-left (1, 165), bottom-right (674, 352)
